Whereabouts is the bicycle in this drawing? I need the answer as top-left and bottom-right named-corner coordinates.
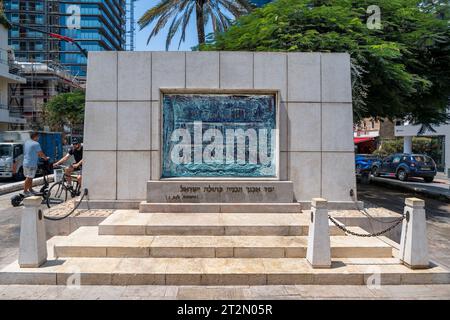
top-left (46, 165), bottom-right (82, 207)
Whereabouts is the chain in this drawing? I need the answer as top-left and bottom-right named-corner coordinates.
top-left (328, 215), bottom-right (404, 237)
top-left (44, 189), bottom-right (87, 221)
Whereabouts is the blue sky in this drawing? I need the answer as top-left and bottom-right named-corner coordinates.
top-left (134, 1), bottom-right (206, 51)
top-left (133, 1), bottom-right (272, 51)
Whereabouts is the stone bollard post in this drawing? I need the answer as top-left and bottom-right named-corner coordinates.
top-left (306, 198), bottom-right (331, 268)
top-left (399, 197), bottom-right (429, 269)
top-left (19, 196), bottom-right (47, 268)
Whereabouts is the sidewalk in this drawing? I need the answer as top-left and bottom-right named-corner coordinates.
top-left (370, 174), bottom-right (450, 201)
top-left (436, 172), bottom-right (449, 184)
top-left (1, 284), bottom-right (449, 300)
top-left (0, 175), bottom-right (54, 196)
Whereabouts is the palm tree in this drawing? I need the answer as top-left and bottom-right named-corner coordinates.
top-left (139, 0), bottom-right (253, 50)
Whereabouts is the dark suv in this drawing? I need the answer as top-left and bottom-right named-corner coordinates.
top-left (371, 153), bottom-right (437, 182)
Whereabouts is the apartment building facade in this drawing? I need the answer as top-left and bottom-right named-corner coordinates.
top-left (4, 0), bottom-right (126, 78)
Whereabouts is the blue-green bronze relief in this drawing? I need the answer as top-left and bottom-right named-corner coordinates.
top-left (162, 93), bottom-right (277, 178)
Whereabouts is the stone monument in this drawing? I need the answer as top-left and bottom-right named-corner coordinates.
top-left (83, 51), bottom-right (357, 210)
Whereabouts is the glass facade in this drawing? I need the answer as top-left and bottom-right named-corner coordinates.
top-left (250, 0), bottom-right (273, 7)
top-left (4, 0), bottom-right (126, 78)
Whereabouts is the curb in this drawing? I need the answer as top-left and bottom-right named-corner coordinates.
top-left (370, 177), bottom-right (450, 202)
top-left (0, 175), bottom-right (54, 196)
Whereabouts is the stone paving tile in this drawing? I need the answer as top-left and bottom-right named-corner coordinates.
top-left (368, 284), bottom-right (450, 299)
top-left (242, 285), bottom-right (290, 298)
top-left (121, 285), bottom-right (170, 298)
top-left (78, 285), bottom-right (127, 300)
top-left (176, 286), bottom-right (247, 300)
top-left (283, 285), bottom-right (377, 299)
top-left (0, 284), bottom-right (449, 299)
top-left (0, 285), bottom-right (50, 300)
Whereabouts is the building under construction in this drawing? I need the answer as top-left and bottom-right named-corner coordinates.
top-left (3, 0), bottom-right (129, 129)
top-left (4, 0), bottom-right (126, 78)
top-left (8, 60), bottom-right (83, 130)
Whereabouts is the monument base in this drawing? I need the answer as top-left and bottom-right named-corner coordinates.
top-left (147, 180), bottom-right (296, 203)
top-left (78, 200), bottom-right (364, 211)
top-left (139, 201), bottom-right (302, 213)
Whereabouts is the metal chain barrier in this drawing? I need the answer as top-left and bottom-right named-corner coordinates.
top-left (328, 215), bottom-right (405, 237)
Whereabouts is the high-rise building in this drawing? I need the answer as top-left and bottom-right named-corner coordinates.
top-left (250, 0), bottom-right (273, 7)
top-left (4, 0), bottom-right (126, 78)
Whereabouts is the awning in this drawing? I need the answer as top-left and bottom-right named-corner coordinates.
top-left (354, 137), bottom-right (375, 144)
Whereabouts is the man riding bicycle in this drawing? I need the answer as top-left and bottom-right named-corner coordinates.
top-left (53, 138), bottom-right (83, 187)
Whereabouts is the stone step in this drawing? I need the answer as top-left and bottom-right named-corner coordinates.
top-left (98, 210), bottom-right (345, 236)
top-left (1, 257), bottom-right (449, 285)
top-left (53, 227), bottom-right (393, 259)
top-left (139, 202), bottom-right (302, 213)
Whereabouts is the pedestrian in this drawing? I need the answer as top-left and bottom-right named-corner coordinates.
top-left (23, 132), bottom-right (49, 196)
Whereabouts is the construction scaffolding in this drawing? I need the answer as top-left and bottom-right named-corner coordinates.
top-left (126, 0), bottom-right (137, 51)
top-left (8, 60), bottom-right (83, 130)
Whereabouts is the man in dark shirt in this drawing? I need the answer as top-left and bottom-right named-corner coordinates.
top-left (53, 138), bottom-right (83, 186)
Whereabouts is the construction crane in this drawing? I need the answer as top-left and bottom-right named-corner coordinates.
top-left (126, 0), bottom-right (138, 51)
top-left (10, 22), bottom-right (88, 58)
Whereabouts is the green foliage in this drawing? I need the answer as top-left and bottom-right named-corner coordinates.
top-left (0, 6), bottom-right (11, 29)
top-left (373, 138), bottom-right (403, 157)
top-left (43, 90), bottom-right (85, 131)
top-left (374, 137), bottom-right (444, 160)
top-left (139, 0), bottom-right (253, 49)
top-left (202, 0), bottom-right (450, 127)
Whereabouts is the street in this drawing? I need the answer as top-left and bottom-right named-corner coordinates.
top-left (0, 179), bottom-right (16, 186)
top-left (358, 182), bottom-right (450, 269)
top-left (0, 189), bottom-right (22, 269)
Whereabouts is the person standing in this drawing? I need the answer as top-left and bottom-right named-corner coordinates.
top-left (23, 132), bottom-right (49, 196)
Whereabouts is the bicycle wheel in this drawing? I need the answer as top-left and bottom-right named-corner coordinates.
top-left (46, 182), bottom-right (68, 208)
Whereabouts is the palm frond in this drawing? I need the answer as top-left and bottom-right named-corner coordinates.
top-left (164, 0), bottom-right (193, 49)
top-left (207, 3), bottom-right (231, 33)
top-left (178, 2), bottom-right (196, 49)
top-left (140, 0), bottom-right (254, 48)
top-left (166, 14), bottom-right (184, 50)
top-left (217, 0), bottom-right (250, 17)
top-left (138, 0), bottom-right (180, 29)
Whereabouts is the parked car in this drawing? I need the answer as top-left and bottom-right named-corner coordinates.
top-left (371, 153), bottom-right (437, 182)
top-left (355, 154), bottom-right (380, 184)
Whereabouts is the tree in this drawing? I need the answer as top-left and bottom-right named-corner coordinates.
top-left (202, 0), bottom-right (450, 127)
top-left (43, 90), bottom-right (85, 132)
top-left (139, 0), bottom-right (253, 50)
top-left (0, 4), bottom-right (11, 29)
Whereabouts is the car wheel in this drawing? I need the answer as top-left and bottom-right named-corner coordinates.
top-left (397, 169), bottom-right (408, 182)
top-left (371, 166), bottom-right (380, 177)
top-left (423, 176), bottom-right (434, 183)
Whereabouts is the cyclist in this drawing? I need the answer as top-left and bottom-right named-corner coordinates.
top-left (53, 137), bottom-right (83, 187)
top-left (23, 132), bottom-right (49, 196)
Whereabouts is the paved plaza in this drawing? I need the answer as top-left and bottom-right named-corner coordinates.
top-left (1, 284), bottom-right (449, 300)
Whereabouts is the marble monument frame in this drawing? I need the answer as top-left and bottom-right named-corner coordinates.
top-left (158, 88), bottom-right (281, 181)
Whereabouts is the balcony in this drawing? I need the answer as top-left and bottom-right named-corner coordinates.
top-left (0, 48), bottom-right (26, 83)
top-left (0, 104), bottom-right (26, 125)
